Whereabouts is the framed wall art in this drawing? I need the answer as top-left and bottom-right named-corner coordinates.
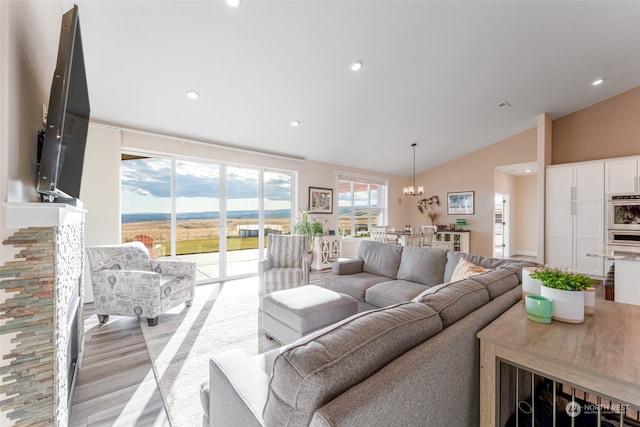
top-left (447, 191), bottom-right (474, 215)
top-left (309, 187), bottom-right (333, 214)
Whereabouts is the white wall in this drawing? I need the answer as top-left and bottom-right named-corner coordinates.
top-left (80, 125), bottom-right (122, 302)
top-left (515, 174), bottom-right (537, 256)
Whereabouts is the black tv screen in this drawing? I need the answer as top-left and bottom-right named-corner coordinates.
top-left (37, 5), bottom-right (90, 202)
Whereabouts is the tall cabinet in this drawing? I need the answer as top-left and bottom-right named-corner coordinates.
top-left (546, 162), bottom-right (604, 275)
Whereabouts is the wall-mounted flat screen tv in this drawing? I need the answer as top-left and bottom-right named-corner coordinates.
top-left (37, 4), bottom-right (90, 203)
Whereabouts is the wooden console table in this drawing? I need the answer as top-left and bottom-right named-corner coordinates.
top-left (478, 299), bottom-right (640, 427)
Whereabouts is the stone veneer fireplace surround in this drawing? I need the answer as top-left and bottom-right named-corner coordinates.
top-left (0, 203), bottom-right (85, 426)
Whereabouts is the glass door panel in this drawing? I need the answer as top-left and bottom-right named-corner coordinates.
top-left (120, 155), bottom-right (172, 258)
top-left (175, 160), bottom-right (220, 281)
top-left (225, 166), bottom-right (260, 277)
top-left (264, 170), bottom-right (293, 242)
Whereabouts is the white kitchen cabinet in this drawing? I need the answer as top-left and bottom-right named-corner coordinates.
top-left (546, 162), bottom-right (604, 275)
top-left (604, 156), bottom-right (640, 194)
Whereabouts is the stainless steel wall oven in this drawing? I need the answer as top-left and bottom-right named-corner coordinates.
top-left (607, 194), bottom-right (640, 248)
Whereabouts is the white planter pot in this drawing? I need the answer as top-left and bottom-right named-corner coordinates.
top-left (584, 287), bottom-right (596, 315)
top-left (522, 267), bottom-right (542, 297)
top-left (540, 286), bottom-right (585, 324)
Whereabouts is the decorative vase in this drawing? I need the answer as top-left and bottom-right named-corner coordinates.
top-left (540, 286), bottom-right (585, 324)
top-left (525, 295), bottom-right (554, 323)
top-left (522, 266), bottom-right (542, 297)
top-left (584, 287), bottom-right (596, 315)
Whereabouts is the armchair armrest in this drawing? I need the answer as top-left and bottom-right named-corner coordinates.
top-left (331, 258), bottom-right (364, 275)
top-left (258, 257), bottom-right (272, 275)
top-left (151, 259), bottom-right (196, 277)
top-left (209, 349), bottom-right (269, 427)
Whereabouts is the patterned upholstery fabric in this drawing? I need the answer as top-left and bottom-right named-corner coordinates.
top-left (86, 242), bottom-right (196, 326)
top-left (258, 234), bottom-right (309, 300)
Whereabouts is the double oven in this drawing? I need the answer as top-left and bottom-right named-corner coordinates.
top-left (607, 194), bottom-right (640, 249)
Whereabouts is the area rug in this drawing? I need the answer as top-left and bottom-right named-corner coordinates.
top-left (139, 278), bottom-right (280, 427)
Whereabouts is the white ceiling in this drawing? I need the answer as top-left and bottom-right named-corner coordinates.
top-left (63, 0), bottom-right (640, 177)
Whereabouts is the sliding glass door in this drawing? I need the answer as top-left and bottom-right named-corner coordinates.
top-left (121, 153), bottom-right (293, 284)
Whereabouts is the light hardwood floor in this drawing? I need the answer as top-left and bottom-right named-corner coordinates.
top-left (69, 304), bottom-right (170, 426)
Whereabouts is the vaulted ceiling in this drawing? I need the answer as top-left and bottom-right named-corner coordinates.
top-left (63, 0), bottom-right (640, 176)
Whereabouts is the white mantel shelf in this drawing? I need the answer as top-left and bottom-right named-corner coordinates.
top-left (4, 202), bottom-right (87, 228)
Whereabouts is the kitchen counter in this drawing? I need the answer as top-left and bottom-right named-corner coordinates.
top-left (587, 248), bottom-right (640, 261)
top-left (588, 248), bottom-right (640, 306)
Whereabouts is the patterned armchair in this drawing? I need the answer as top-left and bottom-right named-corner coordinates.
top-left (86, 242), bottom-right (196, 326)
top-left (258, 234), bottom-right (309, 301)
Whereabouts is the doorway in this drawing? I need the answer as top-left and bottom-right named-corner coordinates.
top-left (494, 193), bottom-right (509, 258)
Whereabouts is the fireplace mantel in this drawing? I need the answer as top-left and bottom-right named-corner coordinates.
top-left (4, 202), bottom-right (86, 228)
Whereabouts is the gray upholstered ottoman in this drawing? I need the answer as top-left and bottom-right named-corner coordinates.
top-left (262, 285), bottom-right (358, 345)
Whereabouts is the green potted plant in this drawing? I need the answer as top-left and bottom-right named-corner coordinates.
top-left (293, 208), bottom-right (325, 253)
top-left (529, 267), bottom-right (596, 324)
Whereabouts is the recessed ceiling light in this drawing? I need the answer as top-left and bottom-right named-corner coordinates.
top-left (290, 120), bottom-right (300, 127)
top-left (225, 0), bottom-right (242, 8)
top-left (592, 78), bottom-right (605, 86)
top-left (186, 90), bottom-right (199, 100)
top-left (525, 169), bottom-right (532, 173)
top-left (497, 100), bottom-right (511, 109)
top-left (349, 61), bottom-right (364, 72)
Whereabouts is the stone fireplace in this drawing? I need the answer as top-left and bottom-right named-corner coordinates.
top-left (0, 203), bottom-right (85, 426)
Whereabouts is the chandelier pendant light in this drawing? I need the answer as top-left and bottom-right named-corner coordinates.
top-left (403, 143), bottom-right (424, 196)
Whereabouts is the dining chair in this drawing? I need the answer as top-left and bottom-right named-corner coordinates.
top-left (370, 227), bottom-right (388, 243)
top-left (420, 225), bottom-right (438, 248)
top-left (408, 228), bottom-right (423, 246)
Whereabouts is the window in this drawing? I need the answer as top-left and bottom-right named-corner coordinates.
top-left (337, 175), bottom-right (388, 236)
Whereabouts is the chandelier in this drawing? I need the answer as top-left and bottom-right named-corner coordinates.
top-left (403, 143), bottom-right (424, 196)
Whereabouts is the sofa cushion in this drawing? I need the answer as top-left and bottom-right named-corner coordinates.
top-left (262, 302), bottom-right (443, 427)
top-left (396, 245), bottom-right (448, 286)
top-left (469, 268), bottom-right (520, 300)
top-left (443, 251), bottom-right (510, 283)
top-left (358, 240), bottom-right (403, 279)
top-left (323, 272), bottom-right (389, 301)
top-left (365, 280), bottom-right (430, 307)
top-left (413, 279), bottom-right (490, 328)
top-left (449, 257), bottom-right (491, 282)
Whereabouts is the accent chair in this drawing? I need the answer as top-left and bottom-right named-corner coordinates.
top-left (258, 234), bottom-right (309, 302)
top-left (86, 241), bottom-right (196, 326)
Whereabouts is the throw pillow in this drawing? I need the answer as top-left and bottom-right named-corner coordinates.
top-left (449, 257), bottom-right (491, 282)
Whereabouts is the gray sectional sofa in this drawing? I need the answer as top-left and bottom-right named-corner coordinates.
top-left (203, 240), bottom-right (539, 426)
top-left (324, 240), bottom-right (534, 312)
